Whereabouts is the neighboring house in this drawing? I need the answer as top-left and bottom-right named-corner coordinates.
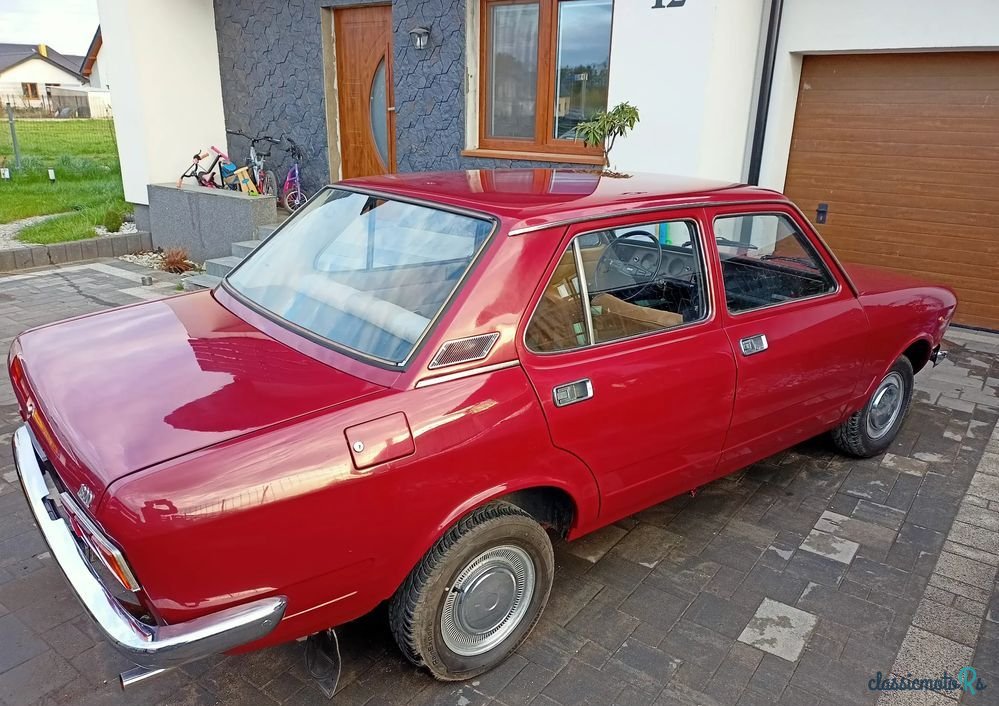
top-left (80, 28), bottom-right (108, 89)
top-left (0, 43), bottom-right (85, 107)
top-left (96, 0), bottom-right (999, 329)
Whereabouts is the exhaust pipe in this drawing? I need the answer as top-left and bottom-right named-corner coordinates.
top-left (119, 666), bottom-right (169, 689)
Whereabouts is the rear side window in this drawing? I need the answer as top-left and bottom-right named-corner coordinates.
top-left (714, 213), bottom-right (836, 314)
top-left (526, 220), bottom-right (709, 352)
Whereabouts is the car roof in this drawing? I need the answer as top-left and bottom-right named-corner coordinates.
top-left (339, 169), bottom-right (786, 233)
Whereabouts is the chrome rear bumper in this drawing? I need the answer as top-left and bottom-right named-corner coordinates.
top-left (13, 425), bottom-right (287, 669)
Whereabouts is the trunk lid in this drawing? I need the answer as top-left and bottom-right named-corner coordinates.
top-left (12, 292), bottom-right (384, 508)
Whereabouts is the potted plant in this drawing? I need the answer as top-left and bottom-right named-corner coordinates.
top-left (575, 102), bottom-right (640, 169)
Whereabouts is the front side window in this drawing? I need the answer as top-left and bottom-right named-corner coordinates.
top-left (481, 0), bottom-right (613, 155)
top-left (22, 83), bottom-right (39, 99)
top-left (714, 213), bottom-right (836, 314)
top-left (526, 220), bottom-right (708, 352)
top-left (227, 189), bottom-right (493, 364)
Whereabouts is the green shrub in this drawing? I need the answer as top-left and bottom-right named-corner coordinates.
top-left (102, 209), bottom-right (124, 233)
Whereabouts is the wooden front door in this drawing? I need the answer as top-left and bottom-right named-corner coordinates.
top-left (334, 6), bottom-right (395, 178)
top-left (784, 52), bottom-right (999, 330)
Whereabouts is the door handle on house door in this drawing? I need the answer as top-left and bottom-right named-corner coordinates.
top-left (387, 106), bottom-right (396, 112)
top-left (553, 379), bottom-right (593, 407)
top-left (739, 334), bottom-right (768, 356)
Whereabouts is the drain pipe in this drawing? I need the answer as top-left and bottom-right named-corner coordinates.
top-left (746, 0), bottom-right (784, 186)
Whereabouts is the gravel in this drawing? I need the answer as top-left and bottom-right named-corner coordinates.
top-left (118, 252), bottom-right (164, 269)
top-left (0, 213), bottom-right (68, 250)
top-left (94, 222), bottom-right (138, 236)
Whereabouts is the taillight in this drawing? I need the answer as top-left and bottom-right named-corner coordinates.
top-left (60, 492), bottom-right (141, 592)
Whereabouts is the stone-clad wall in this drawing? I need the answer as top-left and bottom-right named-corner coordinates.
top-left (213, 0), bottom-right (329, 195)
top-left (214, 0), bottom-right (574, 182)
top-left (391, 0), bottom-right (576, 171)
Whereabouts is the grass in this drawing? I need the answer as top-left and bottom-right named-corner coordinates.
top-left (0, 119), bottom-right (126, 244)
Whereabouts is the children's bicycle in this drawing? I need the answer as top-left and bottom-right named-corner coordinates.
top-left (227, 129), bottom-right (280, 196)
top-left (177, 146), bottom-right (235, 189)
top-left (281, 137), bottom-right (307, 211)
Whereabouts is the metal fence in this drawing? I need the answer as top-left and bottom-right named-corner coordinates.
top-left (1, 95), bottom-right (117, 173)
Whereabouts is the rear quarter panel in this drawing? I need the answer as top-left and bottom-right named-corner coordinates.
top-left (97, 366), bottom-right (599, 649)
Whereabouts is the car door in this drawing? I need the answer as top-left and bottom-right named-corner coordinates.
top-left (708, 205), bottom-right (871, 474)
top-left (518, 210), bottom-right (737, 524)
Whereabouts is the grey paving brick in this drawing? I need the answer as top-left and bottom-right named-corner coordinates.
top-left (0, 613), bottom-right (47, 673)
top-left (618, 583), bottom-right (690, 632)
top-left (912, 598), bottom-right (982, 647)
top-left (660, 619), bottom-right (731, 673)
top-left (685, 591), bottom-right (759, 640)
top-left (602, 638), bottom-right (679, 694)
top-left (796, 584), bottom-right (893, 636)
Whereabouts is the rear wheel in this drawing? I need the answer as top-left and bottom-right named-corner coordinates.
top-left (389, 502), bottom-right (554, 681)
top-left (832, 356), bottom-right (914, 458)
top-left (262, 170), bottom-right (278, 197)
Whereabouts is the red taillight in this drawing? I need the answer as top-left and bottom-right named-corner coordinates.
top-left (60, 492), bottom-right (141, 592)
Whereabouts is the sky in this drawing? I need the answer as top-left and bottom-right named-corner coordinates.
top-left (0, 0), bottom-right (99, 56)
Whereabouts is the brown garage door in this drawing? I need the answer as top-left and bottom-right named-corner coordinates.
top-left (784, 52), bottom-right (999, 330)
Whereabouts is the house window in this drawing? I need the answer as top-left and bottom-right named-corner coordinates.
top-left (21, 83), bottom-right (39, 99)
top-left (480, 0), bottom-right (613, 159)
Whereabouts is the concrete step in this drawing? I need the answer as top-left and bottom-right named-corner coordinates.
top-left (257, 224), bottom-right (278, 240)
top-left (231, 240), bottom-right (261, 258)
top-left (182, 273), bottom-right (221, 291)
top-left (205, 255), bottom-right (242, 278)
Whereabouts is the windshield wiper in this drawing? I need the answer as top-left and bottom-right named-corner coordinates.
top-left (760, 254), bottom-right (819, 270)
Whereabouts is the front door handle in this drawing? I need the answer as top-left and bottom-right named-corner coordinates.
top-left (553, 378), bottom-right (593, 407)
top-left (740, 334), bottom-right (768, 356)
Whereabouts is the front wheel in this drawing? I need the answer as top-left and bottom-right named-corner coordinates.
top-left (832, 356), bottom-right (914, 458)
top-left (283, 187), bottom-right (306, 210)
top-left (389, 502), bottom-right (554, 681)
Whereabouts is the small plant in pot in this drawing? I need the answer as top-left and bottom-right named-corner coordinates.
top-left (574, 102), bottom-right (640, 170)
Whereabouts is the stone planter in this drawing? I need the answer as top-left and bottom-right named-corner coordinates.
top-left (147, 183), bottom-right (277, 263)
top-left (0, 231), bottom-right (153, 272)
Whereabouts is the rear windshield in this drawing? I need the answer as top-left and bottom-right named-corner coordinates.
top-left (226, 188), bottom-right (494, 364)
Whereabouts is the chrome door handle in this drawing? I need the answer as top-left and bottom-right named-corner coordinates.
top-left (740, 334), bottom-right (768, 356)
top-left (553, 378), bottom-right (593, 407)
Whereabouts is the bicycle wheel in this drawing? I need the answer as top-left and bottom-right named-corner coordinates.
top-left (262, 171), bottom-right (278, 197)
top-left (284, 188), bottom-right (306, 211)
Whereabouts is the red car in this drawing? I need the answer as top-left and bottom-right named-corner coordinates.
top-left (10, 170), bottom-right (954, 686)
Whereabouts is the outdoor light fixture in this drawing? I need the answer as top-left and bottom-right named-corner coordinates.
top-left (409, 26), bottom-right (430, 50)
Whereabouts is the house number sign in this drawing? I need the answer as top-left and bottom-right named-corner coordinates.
top-left (651, 0), bottom-right (685, 7)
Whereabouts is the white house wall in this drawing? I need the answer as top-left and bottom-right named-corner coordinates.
top-left (0, 57), bottom-right (83, 87)
top-left (96, 0), bottom-right (227, 205)
top-left (606, 0), bottom-right (765, 181)
top-left (760, 0), bottom-right (999, 191)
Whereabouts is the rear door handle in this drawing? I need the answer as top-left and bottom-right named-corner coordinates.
top-left (553, 378), bottom-right (593, 407)
top-left (739, 334), bottom-right (768, 356)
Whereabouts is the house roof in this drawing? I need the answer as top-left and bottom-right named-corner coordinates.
top-left (0, 43), bottom-right (85, 81)
top-left (81, 28), bottom-right (102, 79)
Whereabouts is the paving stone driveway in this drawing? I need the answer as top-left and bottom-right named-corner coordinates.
top-left (0, 261), bottom-right (997, 706)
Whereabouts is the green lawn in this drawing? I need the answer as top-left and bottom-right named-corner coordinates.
top-left (0, 119), bottom-right (127, 244)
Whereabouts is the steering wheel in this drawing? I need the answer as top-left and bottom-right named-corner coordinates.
top-left (593, 231), bottom-right (663, 300)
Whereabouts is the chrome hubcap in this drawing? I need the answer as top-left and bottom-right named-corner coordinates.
top-left (441, 545), bottom-right (535, 656)
top-left (867, 371), bottom-right (905, 439)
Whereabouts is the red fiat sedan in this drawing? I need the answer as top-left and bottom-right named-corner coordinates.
top-left (9, 170), bottom-right (954, 684)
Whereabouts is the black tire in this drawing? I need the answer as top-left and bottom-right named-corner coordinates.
top-left (262, 170), bottom-right (278, 197)
top-left (832, 356), bottom-right (914, 458)
top-left (389, 501), bottom-right (554, 681)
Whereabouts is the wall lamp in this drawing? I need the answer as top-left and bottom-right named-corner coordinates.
top-left (409, 26), bottom-right (431, 50)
